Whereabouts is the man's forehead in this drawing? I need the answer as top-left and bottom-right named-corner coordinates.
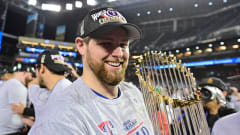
top-left (95, 37), bottom-right (128, 42)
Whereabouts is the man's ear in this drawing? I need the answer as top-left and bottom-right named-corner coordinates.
top-left (75, 37), bottom-right (85, 56)
top-left (39, 64), bottom-right (45, 74)
top-left (222, 91), bottom-right (228, 97)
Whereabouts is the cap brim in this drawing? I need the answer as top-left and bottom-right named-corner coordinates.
top-left (47, 64), bottom-right (69, 74)
top-left (199, 83), bottom-right (225, 91)
top-left (88, 22), bottom-right (142, 40)
top-left (227, 75), bottom-right (240, 80)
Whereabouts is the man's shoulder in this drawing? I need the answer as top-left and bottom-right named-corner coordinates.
top-left (52, 78), bottom-right (73, 95)
top-left (59, 78), bottom-right (72, 87)
top-left (4, 78), bottom-right (17, 85)
top-left (212, 112), bottom-right (240, 135)
top-left (64, 78), bottom-right (88, 94)
top-left (216, 111), bottom-right (240, 126)
top-left (120, 81), bottom-right (142, 95)
top-left (53, 78), bottom-right (90, 104)
top-left (120, 81), bottom-right (139, 90)
top-left (3, 78), bottom-right (26, 90)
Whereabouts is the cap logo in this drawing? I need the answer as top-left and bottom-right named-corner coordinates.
top-left (91, 9), bottom-right (127, 24)
top-left (41, 55), bottom-right (46, 63)
top-left (51, 55), bottom-right (65, 64)
top-left (91, 10), bottom-right (107, 21)
top-left (106, 10), bottom-right (119, 17)
top-left (207, 78), bottom-right (213, 84)
top-left (80, 20), bottom-right (85, 36)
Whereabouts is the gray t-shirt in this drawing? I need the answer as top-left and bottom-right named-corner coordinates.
top-left (212, 111), bottom-right (240, 135)
top-left (32, 77), bottom-right (154, 135)
top-left (28, 85), bottom-right (49, 122)
top-left (0, 78), bottom-right (27, 134)
top-left (28, 78), bottom-right (72, 135)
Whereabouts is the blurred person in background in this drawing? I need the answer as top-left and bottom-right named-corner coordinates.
top-left (0, 67), bottom-right (14, 82)
top-left (211, 109), bottom-right (240, 135)
top-left (229, 86), bottom-right (240, 111)
top-left (64, 63), bottom-right (80, 82)
top-left (199, 77), bottom-right (236, 131)
top-left (11, 66), bottom-right (37, 133)
top-left (211, 86), bottom-right (240, 135)
top-left (0, 64), bottom-right (33, 135)
top-left (26, 50), bottom-right (72, 135)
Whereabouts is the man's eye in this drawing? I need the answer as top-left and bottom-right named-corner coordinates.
top-left (120, 43), bottom-right (128, 48)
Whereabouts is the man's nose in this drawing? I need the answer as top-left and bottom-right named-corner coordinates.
top-left (111, 46), bottom-right (123, 58)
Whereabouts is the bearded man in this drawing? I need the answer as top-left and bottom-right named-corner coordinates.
top-left (33, 7), bottom-right (154, 135)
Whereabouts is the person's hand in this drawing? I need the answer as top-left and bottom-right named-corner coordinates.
top-left (27, 77), bottom-right (40, 88)
top-left (19, 115), bottom-right (34, 127)
top-left (11, 102), bottom-right (26, 115)
top-left (64, 63), bottom-right (80, 79)
top-left (203, 97), bottom-right (221, 115)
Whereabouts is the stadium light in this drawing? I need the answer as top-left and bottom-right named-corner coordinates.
top-left (194, 3), bottom-right (198, 8)
top-left (28, 0), bottom-right (37, 6)
top-left (208, 2), bottom-right (213, 6)
top-left (87, 0), bottom-right (97, 6)
top-left (75, 1), bottom-right (83, 8)
top-left (66, 3), bottom-right (73, 10)
top-left (41, 3), bottom-right (61, 12)
top-left (232, 44), bottom-right (239, 49)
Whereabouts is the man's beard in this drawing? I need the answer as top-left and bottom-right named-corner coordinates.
top-left (39, 76), bottom-right (47, 88)
top-left (25, 74), bottom-right (33, 87)
top-left (86, 52), bottom-right (128, 86)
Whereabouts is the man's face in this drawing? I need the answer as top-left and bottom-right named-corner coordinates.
top-left (85, 28), bottom-right (129, 86)
top-left (25, 72), bottom-right (33, 85)
top-left (1, 73), bottom-right (13, 81)
top-left (36, 66), bottom-right (46, 88)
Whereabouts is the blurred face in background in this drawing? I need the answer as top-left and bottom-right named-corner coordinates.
top-left (230, 87), bottom-right (240, 101)
top-left (0, 73), bottom-right (13, 81)
top-left (25, 72), bottom-right (33, 86)
top-left (35, 64), bottom-right (46, 88)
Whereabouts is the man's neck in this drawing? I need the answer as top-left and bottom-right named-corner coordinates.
top-left (82, 72), bottom-right (119, 99)
top-left (45, 75), bottom-right (65, 91)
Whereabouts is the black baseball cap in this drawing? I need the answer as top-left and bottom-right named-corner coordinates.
top-left (36, 50), bottom-right (68, 75)
top-left (0, 67), bottom-right (11, 77)
top-left (2, 63), bottom-right (34, 76)
top-left (199, 77), bottom-right (232, 95)
top-left (0, 67), bottom-right (14, 74)
top-left (79, 7), bottom-right (141, 39)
